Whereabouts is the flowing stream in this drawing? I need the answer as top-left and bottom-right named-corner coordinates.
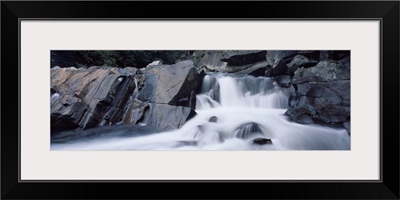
top-left (51, 73), bottom-right (350, 150)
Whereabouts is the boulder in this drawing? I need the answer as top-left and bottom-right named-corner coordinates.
top-left (194, 51), bottom-right (226, 71)
top-left (292, 59), bottom-right (350, 84)
top-left (220, 50), bottom-right (267, 66)
top-left (285, 56), bottom-right (350, 127)
top-left (343, 121), bottom-right (350, 135)
top-left (264, 51), bottom-right (298, 76)
top-left (51, 63), bottom-right (200, 133)
top-left (209, 116), bottom-right (218, 123)
top-left (252, 138), bottom-right (272, 145)
top-left (275, 75), bottom-right (291, 88)
top-left (319, 50), bottom-right (350, 61)
top-left (145, 103), bottom-right (197, 130)
top-left (51, 67), bottom-right (139, 131)
top-left (287, 55), bottom-right (318, 75)
top-left (146, 60), bottom-right (163, 68)
top-left (137, 60), bottom-right (201, 109)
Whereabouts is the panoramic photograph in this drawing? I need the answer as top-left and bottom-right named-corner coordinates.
top-left (50, 50), bottom-right (350, 150)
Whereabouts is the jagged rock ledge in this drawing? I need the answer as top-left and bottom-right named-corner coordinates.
top-left (51, 60), bottom-right (200, 134)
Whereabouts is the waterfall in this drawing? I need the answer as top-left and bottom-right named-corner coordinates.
top-left (51, 73), bottom-right (350, 150)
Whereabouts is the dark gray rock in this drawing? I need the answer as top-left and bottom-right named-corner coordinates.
top-left (51, 95), bottom-right (87, 132)
top-left (51, 63), bottom-right (200, 133)
top-left (343, 121), bottom-right (350, 135)
top-left (264, 51), bottom-right (298, 77)
top-left (275, 75), bottom-right (291, 88)
top-left (292, 59), bottom-right (350, 84)
top-left (145, 103), bottom-right (197, 130)
top-left (265, 51), bottom-right (298, 67)
top-left (209, 116), bottom-right (218, 123)
top-left (316, 105), bottom-right (350, 124)
top-left (320, 50), bottom-right (350, 61)
top-left (252, 138), bottom-right (272, 145)
top-left (51, 67), bottom-right (138, 131)
top-left (220, 50), bottom-right (267, 66)
top-left (194, 51), bottom-right (226, 71)
top-left (137, 60), bottom-right (201, 109)
top-left (121, 99), bottom-right (150, 125)
top-left (287, 55), bottom-right (318, 75)
top-left (176, 140), bottom-right (198, 147)
top-left (248, 66), bottom-right (268, 77)
top-left (296, 114), bottom-right (314, 124)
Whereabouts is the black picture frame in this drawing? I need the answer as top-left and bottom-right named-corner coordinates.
top-left (1, 1), bottom-right (399, 199)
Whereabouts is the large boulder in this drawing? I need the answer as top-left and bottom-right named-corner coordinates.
top-left (264, 51), bottom-right (298, 77)
top-left (292, 58), bottom-right (350, 84)
top-left (146, 104), bottom-right (196, 130)
top-left (287, 55), bottom-right (318, 75)
top-left (51, 61), bottom-right (201, 133)
top-left (51, 67), bottom-right (139, 131)
top-left (137, 60), bottom-right (201, 109)
top-left (285, 57), bottom-right (350, 126)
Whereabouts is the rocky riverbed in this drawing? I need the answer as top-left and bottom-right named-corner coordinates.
top-left (51, 50), bottom-right (350, 150)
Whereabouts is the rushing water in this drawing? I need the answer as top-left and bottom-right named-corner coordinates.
top-left (51, 73), bottom-right (350, 150)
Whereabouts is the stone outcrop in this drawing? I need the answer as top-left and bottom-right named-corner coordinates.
top-left (191, 50), bottom-right (350, 134)
top-left (51, 61), bottom-right (201, 133)
top-left (284, 57), bottom-right (350, 134)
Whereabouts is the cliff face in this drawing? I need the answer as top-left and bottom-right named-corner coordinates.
top-left (51, 60), bottom-right (200, 133)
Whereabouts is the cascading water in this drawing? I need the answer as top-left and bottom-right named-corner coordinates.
top-left (51, 73), bottom-right (350, 150)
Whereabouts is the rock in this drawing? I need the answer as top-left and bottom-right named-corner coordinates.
top-left (265, 51), bottom-right (298, 67)
top-left (51, 67), bottom-right (137, 131)
top-left (209, 116), bottom-right (218, 123)
top-left (264, 51), bottom-right (297, 76)
top-left (252, 138), bottom-right (272, 145)
top-left (320, 50), bottom-right (350, 61)
top-left (194, 51), bottom-right (269, 73)
top-left (137, 60), bottom-right (201, 109)
top-left (292, 59), bottom-right (350, 84)
top-left (275, 75), bottom-right (291, 88)
top-left (176, 140), bottom-right (198, 146)
top-left (220, 50), bottom-right (267, 66)
top-left (121, 99), bottom-right (150, 125)
top-left (146, 60), bottom-right (163, 68)
top-left (234, 122), bottom-right (264, 139)
top-left (51, 95), bottom-right (87, 132)
top-left (343, 121), bottom-right (350, 135)
top-left (286, 56), bottom-right (350, 126)
top-left (287, 55), bottom-right (318, 75)
top-left (248, 66), bottom-right (267, 77)
top-left (194, 51), bottom-right (227, 71)
top-left (145, 103), bottom-right (197, 130)
top-left (285, 106), bottom-right (317, 124)
top-left (77, 72), bottom-right (136, 129)
top-left (316, 105), bottom-right (350, 124)
top-left (51, 63), bottom-right (200, 133)
top-left (295, 114), bottom-right (314, 124)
